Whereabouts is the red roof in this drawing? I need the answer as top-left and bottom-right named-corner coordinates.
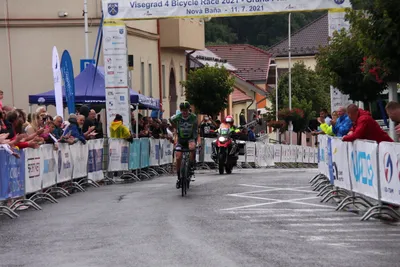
top-left (207, 44), bottom-right (272, 82)
top-left (232, 88), bottom-right (252, 103)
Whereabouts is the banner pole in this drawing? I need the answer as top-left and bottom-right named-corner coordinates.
top-left (288, 13), bottom-right (293, 145)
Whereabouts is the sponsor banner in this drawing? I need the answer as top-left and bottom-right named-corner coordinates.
top-left (60, 50), bottom-right (76, 114)
top-left (160, 139), bottom-right (173, 165)
top-left (266, 144), bottom-right (275, 167)
top-left (108, 138), bottom-right (129, 171)
top-left (378, 142), bottom-right (400, 205)
top-left (273, 144), bottom-right (281, 163)
top-left (302, 146), bottom-right (308, 163)
top-left (349, 139), bottom-right (379, 200)
top-left (296, 145), bottom-right (303, 163)
top-left (149, 138), bottom-right (160, 166)
top-left (331, 138), bottom-right (351, 191)
top-left (41, 144), bottom-right (57, 189)
top-left (56, 143), bottom-right (73, 183)
top-left (289, 145), bottom-right (297, 163)
top-left (308, 147), bottom-right (314, 164)
top-left (0, 149), bottom-right (25, 200)
top-left (318, 135), bottom-right (329, 177)
top-left (105, 88), bottom-right (131, 137)
top-left (203, 138), bottom-right (214, 163)
top-left (314, 147), bottom-right (318, 164)
top-left (246, 142), bottom-right (256, 163)
top-left (25, 148), bottom-right (42, 194)
top-left (255, 142), bottom-right (267, 167)
top-left (140, 138), bottom-right (150, 168)
top-left (88, 139), bottom-right (105, 182)
top-left (129, 139), bottom-right (141, 170)
top-left (70, 142), bottom-right (89, 179)
top-left (103, 0), bottom-right (351, 20)
top-left (52, 46), bottom-right (64, 117)
top-left (281, 145), bottom-right (290, 163)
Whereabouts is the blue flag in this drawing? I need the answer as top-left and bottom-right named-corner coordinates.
top-left (61, 50), bottom-right (76, 114)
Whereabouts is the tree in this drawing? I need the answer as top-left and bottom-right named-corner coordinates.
top-left (181, 65), bottom-right (234, 116)
top-left (348, 0), bottom-right (400, 82)
top-left (268, 62), bottom-right (328, 144)
top-left (271, 62), bottom-right (330, 115)
top-left (316, 29), bottom-right (386, 103)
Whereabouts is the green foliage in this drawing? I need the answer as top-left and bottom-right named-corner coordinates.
top-left (271, 62), bottom-right (330, 114)
top-left (181, 65), bottom-right (234, 116)
top-left (205, 12), bottom-right (325, 47)
top-left (316, 29), bottom-right (386, 102)
top-left (348, 0), bottom-right (400, 82)
top-left (268, 62), bottom-right (325, 133)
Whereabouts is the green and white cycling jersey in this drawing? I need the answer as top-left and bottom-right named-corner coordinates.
top-left (169, 113), bottom-right (198, 140)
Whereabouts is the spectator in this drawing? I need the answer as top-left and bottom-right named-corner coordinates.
top-left (320, 108), bottom-right (332, 126)
top-left (342, 104), bottom-right (393, 143)
top-left (248, 125), bottom-right (256, 141)
top-left (52, 115), bottom-right (64, 139)
top-left (385, 101), bottom-right (400, 124)
top-left (88, 110), bottom-right (103, 139)
top-left (332, 106), bottom-right (352, 137)
top-left (150, 120), bottom-right (163, 139)
top-left (0, 90), bottom-right (3, 111)
top-left (63, 114), bottom-right (86, 144)
top-left (80, 105), bottom-right (94, 134)
top-left (110, 114), bottom-right (132, 140)
top-left (199, 115), bottom-right (216, 138)
top-left (239, 109), bottom-right (246, 126)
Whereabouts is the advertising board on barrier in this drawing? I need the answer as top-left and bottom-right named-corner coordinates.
top-left (349, 140), bottom-right (379, 200)
top-left (160, 139), bottom-right (173, 165)
top-left (330, 138), bottom-right (352, 191)
top-left (88, 139), bottom-right (104, 182)
top-left (129, 139), bottom-right (141, 170)
top-left (140, 138), bottom-right (150, 168)
top-left (203, 138), bottom-right (213, 163)
top-left (0, 149), bottom-right (25, 200)
top-left (149, 138), bottom-right (160, 166)
top-left (255, 143), bottom-right (267, 167)
top-left (56, 143), bottom-right (73, 183)
top-left (296, 145), bottom-right (303, 163)
top-left (108, 139), bottom-right (129, 171)
top-left (70, 142), bottom-right (89, 179)
top-left (41, 144), bottom-right (57, 189)
top-left (318, 135), bottom-right (329, 177)
top-left (246, 142), bottom-right (256, 163)
top-left (25, 148), bottom-right (42, 194)
top-left (290, 145), bottom-right (297, 163)
top-left (273, 144), bottom-right (281, 163)
top-left (378, 142), bottom-right (400, 205)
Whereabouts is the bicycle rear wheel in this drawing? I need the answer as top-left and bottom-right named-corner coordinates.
top-left (180, 154), bottom-right (188, 197)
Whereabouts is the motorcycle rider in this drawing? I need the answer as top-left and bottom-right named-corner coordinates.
top-left (169, 101), bottom-right (198, 189)
top-left (211, 115), bottom-right (240, 162)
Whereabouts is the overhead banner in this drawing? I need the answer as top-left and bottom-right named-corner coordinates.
top-left (103, 0), bottom-right (351, 20)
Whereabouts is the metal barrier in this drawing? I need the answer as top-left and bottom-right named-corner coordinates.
top-left (310, 135), bottom-right (400, 221)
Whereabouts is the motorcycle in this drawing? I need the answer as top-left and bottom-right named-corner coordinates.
top-left (212, 127), bottom-right (241, 174)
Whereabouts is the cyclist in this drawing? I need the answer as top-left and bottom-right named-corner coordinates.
top-left (169, 101), bottom-right (198, 189)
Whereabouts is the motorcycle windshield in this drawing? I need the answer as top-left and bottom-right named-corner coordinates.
top-left (220, 128), bottom-right (230, 135)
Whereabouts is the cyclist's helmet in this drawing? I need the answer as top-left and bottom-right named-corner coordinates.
top-left (225, 115), bottom-right (234, 124)
top-left (179, 101), bottom-right (191, 110)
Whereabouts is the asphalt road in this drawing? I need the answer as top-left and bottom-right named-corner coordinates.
top-left (1, 168), bottom-right (399, 267)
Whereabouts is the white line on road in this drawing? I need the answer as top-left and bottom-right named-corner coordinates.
top-left (238, 184), bottom-right (317, 193)
top-left (317, 228), bottom-right (400, 232)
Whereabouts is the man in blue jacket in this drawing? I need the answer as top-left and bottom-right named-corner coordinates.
top-left (332, 106), bottom-right (352, 137)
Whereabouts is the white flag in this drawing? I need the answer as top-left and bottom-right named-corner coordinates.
top-left (52, 46), bottom-right (64, 118)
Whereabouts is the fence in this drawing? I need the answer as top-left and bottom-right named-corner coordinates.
top-left (0, 137), bottom-right (317, 219)
top-left (310, 135), bottom-right (400, 222)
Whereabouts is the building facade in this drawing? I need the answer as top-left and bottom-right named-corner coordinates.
top-left (0, 0), bottom-right (204, 116)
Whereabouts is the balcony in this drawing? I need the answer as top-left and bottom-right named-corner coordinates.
top-left (159, 18), bottom-right (205, 50)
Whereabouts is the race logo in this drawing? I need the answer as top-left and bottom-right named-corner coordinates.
top-left (334, 0), bottom-right (345, 4)
top-left (108, 3), bottom-right (119, 16)
top-left (119, 29), bottom-right (124, 34)
top-left (384, 152), bottom-right (393, 183)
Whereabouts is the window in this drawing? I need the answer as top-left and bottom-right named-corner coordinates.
top-left (148, 63), bottom-right (153, 97)
top-left (162, 65), bottom-right (166, 98)
top-left (180, 65), bottom-right (184, 96)
top-left (140, 62), bottom-right (145, 95)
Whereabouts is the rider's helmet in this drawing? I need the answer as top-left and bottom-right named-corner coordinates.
top-left (179, 101), bottom-right (191, 110)
top-left (225, 115), bottom-right (234, 124)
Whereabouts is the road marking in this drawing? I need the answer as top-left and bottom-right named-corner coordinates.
top-left (238, 184), bottom-right (316, 193)
top-left (317, 228), bottom-right (400, 232)
top-left (287, 222), bottom-right (371, 227)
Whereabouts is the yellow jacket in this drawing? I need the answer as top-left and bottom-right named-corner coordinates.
top-left (320, 123), bottom-right (334, 136)
top-left (110, 121), bottom-right (131, 139)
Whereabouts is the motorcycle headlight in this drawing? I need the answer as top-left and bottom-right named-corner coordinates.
top-left (218, 137), bottom-right (226, 143)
